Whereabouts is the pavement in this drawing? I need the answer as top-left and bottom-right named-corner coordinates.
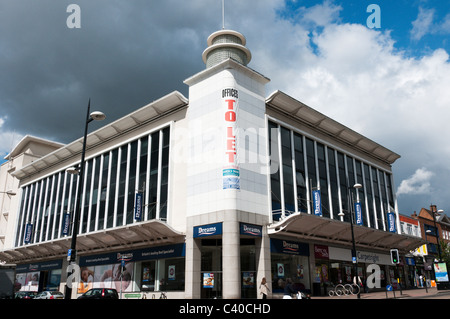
top-left (312, 287), bottom-right (450, 299)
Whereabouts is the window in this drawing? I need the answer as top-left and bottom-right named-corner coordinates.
top-left (268, 121), bottom-right (281, 218)
top-left (281, 127), bottom-right (295, 214)
top-left (294, 133), bottom-right (307, 213)
top-left (316, 143), bottom-right (329, 218)
top-left (15, 126), bottom-right (172, 247)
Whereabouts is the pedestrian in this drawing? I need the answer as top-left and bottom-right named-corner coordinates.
top-left (259, 277), bottom-right (270, 299)
top-left (283, 278), bottom-right (297, 299)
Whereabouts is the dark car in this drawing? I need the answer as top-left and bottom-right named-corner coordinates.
top-left (77, 288), bottom-right (119, 299)
top-left (15, 291), bottom-right (38, 299)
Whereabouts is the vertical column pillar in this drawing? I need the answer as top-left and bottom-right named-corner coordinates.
top-left (185, 223), bottom-right (201, 299)
top-left (222, 213), bottom-right (240, 299)
top-left (256, 225), bottom-right (272, 299)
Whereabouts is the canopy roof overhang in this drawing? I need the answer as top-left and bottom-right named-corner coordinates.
top-left (0, 220), bottom-right (185, 264)
top-left (268, 212), bottom-right (425, 254)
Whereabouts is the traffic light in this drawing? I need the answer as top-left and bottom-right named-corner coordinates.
top-left (390, 249), bottom-right (399, 264)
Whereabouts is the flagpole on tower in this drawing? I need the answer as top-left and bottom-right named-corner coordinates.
top-left (222, 0), bottom-right (225, 29)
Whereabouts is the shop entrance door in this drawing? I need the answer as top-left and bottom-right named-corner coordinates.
top-left (200, 239), bottom-right (222, 299)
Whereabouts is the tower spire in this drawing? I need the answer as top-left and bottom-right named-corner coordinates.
top-left (222, 0), bottom-right (225, 29)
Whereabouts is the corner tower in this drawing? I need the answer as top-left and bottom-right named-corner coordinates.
top-left (183, 28), bottom-right (271, 299)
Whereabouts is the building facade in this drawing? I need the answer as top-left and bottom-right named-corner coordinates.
top-left (0, 29), bottom-right (423, 298)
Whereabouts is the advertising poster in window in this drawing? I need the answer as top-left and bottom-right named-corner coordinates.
top-left (168, 265), bottom-right (176, 281)
top-left (78, 262), bottom-right (134, 293)
top-left (203, 273), bottom-right (214, 288)
top-left (242, 272), bottom-right (255, 288)
top-left (434, 263), bottom-right (449, 282)
top-left (277, 263), bottom-right (285, 278)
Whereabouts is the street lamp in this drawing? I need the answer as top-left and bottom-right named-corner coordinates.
top-left (0, 191), bottom-right (16, 196)
top-left (339, 183), bottom-right (362, 299)
top-left (64, 100), bottom-right (105, 300)
top-left (425, 207), bottom-right (444, 262)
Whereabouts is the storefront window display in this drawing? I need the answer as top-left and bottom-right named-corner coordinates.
top-left (78, 244), bottom-right (185, 294)
top-left (270, 239), bottom-right (310, 294)
top-left (16, 260), bottom-right (63, 293)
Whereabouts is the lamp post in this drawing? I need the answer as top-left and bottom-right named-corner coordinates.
top-left (64, 100), bottom-right (105, 299)
top-left (339, 183), bottom-right (362, 299)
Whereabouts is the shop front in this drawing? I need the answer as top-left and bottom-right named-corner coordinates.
top-left (16, 260), bottom-right (63, 293)
top-left (312, 244), bottom-right (399, 295)
top-left (270, 238), bottom-right (310, 297)
top-left (195, 222), bottom-right (262, 299)
top-left (77, 243), bottom-right (185, 297)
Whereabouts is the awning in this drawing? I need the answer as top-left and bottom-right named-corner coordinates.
top-left (268, 212), bottom-right (425, 254)
top-left (0, 220), bottom-right (185, 264)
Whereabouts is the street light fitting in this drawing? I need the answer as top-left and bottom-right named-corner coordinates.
top-left (353, 183), bottom-right (362, 189)
top-left (66, 167), bottom-right (80, 175)
top-left (0, 190), bottom-right (16, 196)
top-left (89, 111), bottom-right (106, 121)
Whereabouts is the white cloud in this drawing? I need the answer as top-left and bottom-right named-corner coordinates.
top-left (410, 7), bottom-right (435, 41)
top-left (397, 168), bottom-right (434, 195)
top-left (410, 7), bottom-right (450, 41)
top-left (237, 0), bottom-right (450, 212)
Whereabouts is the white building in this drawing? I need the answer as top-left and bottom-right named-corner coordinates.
top-left (0, 28), bottom-right (423, 298)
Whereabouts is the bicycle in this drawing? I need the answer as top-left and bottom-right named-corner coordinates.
top-left (151, 292), bottom-right (167, 299)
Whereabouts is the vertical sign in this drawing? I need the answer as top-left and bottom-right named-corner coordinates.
top-left (62, 212), bottom-right (71, 236)
top-left (134, 192), bottom-right (143, 221)
top-left (354, 202), bottom-right (363, 226)
top-left (387, 212), bottom-right (396, 233)
top-left (222, 88), bottom-right (240, 190)
top-left (312, 189), bottom-right (322, 216)
top-left (24, 223), bottom-right (33, 244)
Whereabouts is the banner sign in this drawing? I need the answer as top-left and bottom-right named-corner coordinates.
top-left (24, 223), bottom-right (33, 244)
top-left (222, 87), bottom-right (240, 190)
top-left (354, 202), bottom-right (363, 226)
top-left (312, 189), bottom-right (322, 216)
top-left (270, 238), bottom-right (309, 256)
top-left (240, 223), bottom-right (262, 237)
top-left (134, 192), bottom-right (143, 221)
top-left (193, 223), bottom-right (223, 238)
top-left (79, 243), bottom-right (186, 267)
top-left (387, 212), bottom-right (397, 233)
top-left (62, 212), bottom-right (71, 236)
top-left (16, 260), bottom-right (63, 273)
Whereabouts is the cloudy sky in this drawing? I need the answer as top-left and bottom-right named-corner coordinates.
top-left (1, 0), bottom-right (449, 216)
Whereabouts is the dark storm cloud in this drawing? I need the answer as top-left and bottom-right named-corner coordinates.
top-left (0, 0), bottom-right (218, 143)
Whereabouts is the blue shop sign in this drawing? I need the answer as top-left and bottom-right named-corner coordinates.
top-left (270, 238), bottom-right (309, 256)
top-left (16, 260), bottom-right (63, 273)
top-left (193, 223), bottom-right (223, 238)
top-left (240, 223), bottom-right (262, 237)
top-left (79, 243), bottom-right (185, 267)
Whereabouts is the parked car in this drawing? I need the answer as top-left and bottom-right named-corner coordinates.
top-left (77, 288), bottom-right (119, 299)
top-left (34, 291), bottom-right (64, 299)
top-left (14, 291), bottom-right (38, 299)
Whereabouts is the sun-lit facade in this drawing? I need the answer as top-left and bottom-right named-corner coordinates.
top-left (0, 28), bottom-right (424, 298)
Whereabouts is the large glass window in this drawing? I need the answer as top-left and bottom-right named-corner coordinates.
top-left (293, 133), bottom-right (307, 213)
top-left (327, 148), bottom-right (340, 219)
top-left (16, 126), bottom-right (172, 247)
top-left (281, 127), bottom-right (295, 214)
top-left (317, 143), bottom-right (329, 218)
top-left (268, 121), bottom-right (281, 219)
